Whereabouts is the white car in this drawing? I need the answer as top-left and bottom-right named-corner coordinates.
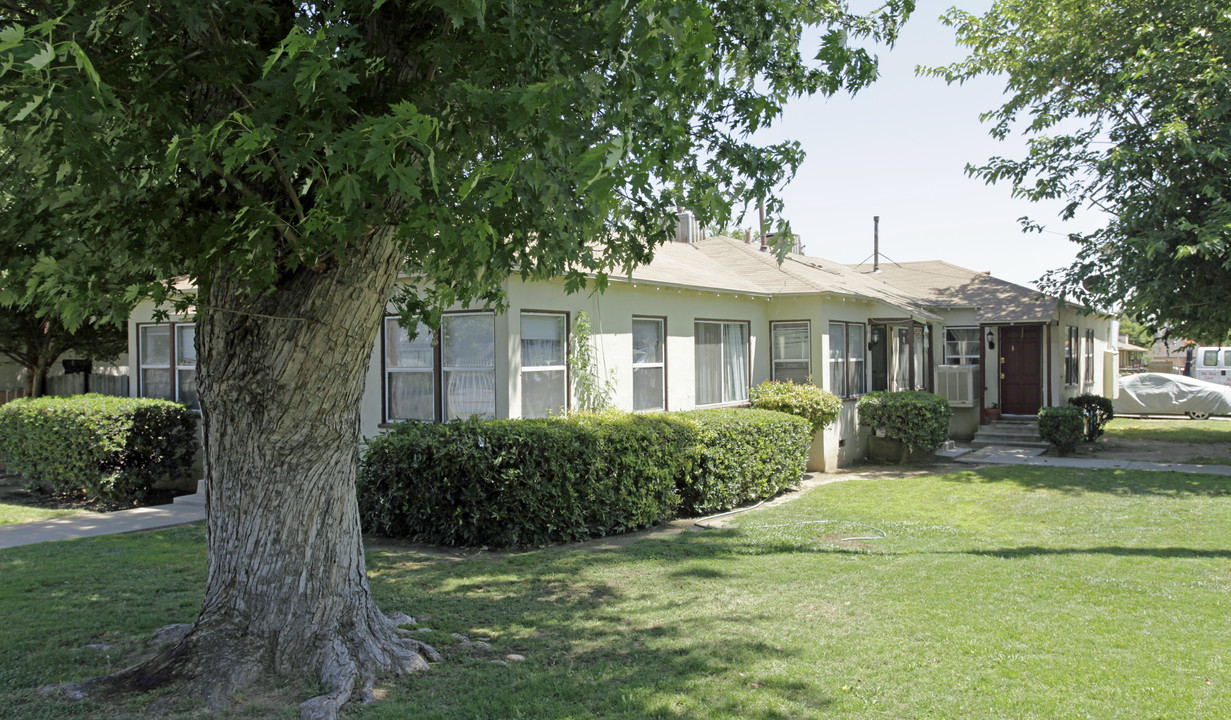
top-left (1114, 372), bottom-right (1231, 419)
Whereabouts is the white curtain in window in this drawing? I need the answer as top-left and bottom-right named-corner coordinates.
top-left (848, 324), bottom-right (865, 395)
top-left (632, 319), bottom-right (663, 365)
top-left (695, 323), bottom-right (723, 405)
top-left (722, 323), bottom-right (749, 403)
top-left (829, 323), bottom-right (847, 397)
top-left (893, 327), bottom-right (911, 390)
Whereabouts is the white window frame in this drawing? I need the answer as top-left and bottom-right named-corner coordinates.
top-left (771, 321), bottom-right (811, 384)
top-left (632, 316), bottom-right (666, 412)
top-left (441, 312), bottom-right (497, 421)
top-left (1065, 326), bottom-right (1080, 385)
top-left (520, 311), bottom-right (569, 418)
top-left (943, 327), bottom-right (981, 366)
top-left (694, 320), bottom-right (751, 407)
top-left (1083, 329), bottom-right (1095, 383)
top-left (828, 321), bottom-right (867, 399)
top-left (383, 317), bottom-right (437, 422)
top-left (137, 322), bottom-right (199, 409)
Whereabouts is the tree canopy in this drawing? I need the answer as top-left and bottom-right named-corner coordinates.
top-left (1, 0), bottom-right (911, 325)
top-left (929, 0), bottom-right (1231, 342)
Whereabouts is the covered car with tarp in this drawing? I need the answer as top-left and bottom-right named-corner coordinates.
top-left (1114, 373), bottom-right (1231, 419)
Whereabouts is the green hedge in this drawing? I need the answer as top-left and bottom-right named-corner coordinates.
top-left (1038, 406), bottom-right (1086, 455)
top-left (676, 408), bottom-right (811, 516)
top-left (357, 408), bottom-right (812, 547)
top-left (0, 394), bottom-right (198, 505)
top-left (358, 412), bottom-right (693, 547)
top-left (749, 380), bottom-right (841, 432)
top-left (1068, 393), bottom-right (1114, 441)
top-left (856, 391), bottom-right (953, 451)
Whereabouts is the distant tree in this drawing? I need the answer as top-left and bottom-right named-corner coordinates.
top-left (0, 307), bottom-right (126, 397)
top-left (0, 2), bottom-right (912, 717)
top-left (928, 0), bottom-right (1231, 342)
top-left (1118, 316), bottom-right (1154, 349)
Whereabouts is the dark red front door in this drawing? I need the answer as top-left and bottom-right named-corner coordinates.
top-left (1001, 325), bottom-right (1042, 415)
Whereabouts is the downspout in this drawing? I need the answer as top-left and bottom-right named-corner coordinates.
top-left (978, 324), bottom-right (986, 424)
top-left (1045, 324), bottom-right (1053, 408)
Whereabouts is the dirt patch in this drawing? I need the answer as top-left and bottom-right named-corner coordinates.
top-left (0, 475), bottom-right (186, 512)
top-left (1050, 436), bottom-right (1231, 465)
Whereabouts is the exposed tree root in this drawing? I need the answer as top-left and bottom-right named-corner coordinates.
top-left (50, 610), bottom-right (441, 720)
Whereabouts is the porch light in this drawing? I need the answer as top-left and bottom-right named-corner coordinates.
top-left (986, 329), bottom-right (996, 350)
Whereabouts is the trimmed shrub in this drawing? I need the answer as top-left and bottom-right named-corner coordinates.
top-left (749, 380), bottom-right (841, 432)
top-left (676, 408), bottom-right (811, 516)
top-left (856, 391), bottom-right (953, 451)
top-left (358, 412), bottom-right (693, 547)
top-left (0, 394), bottom-right (198, 504)
top-left (1068, 393), bottom-right (1114, 441)
top-left (1038, 405), bottom-right (1086, 455)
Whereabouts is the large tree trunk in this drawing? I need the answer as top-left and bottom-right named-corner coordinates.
top-left (70, 230), bottom-right (441, 719)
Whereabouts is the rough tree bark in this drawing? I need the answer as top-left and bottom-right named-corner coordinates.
top-left (67, 229), bottom-right (441, 719)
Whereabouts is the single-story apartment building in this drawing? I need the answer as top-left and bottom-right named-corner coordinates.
top-left (125, 215), bottom-right (1118, 468)
top-left (847, 260), bottom-right (1118, 438)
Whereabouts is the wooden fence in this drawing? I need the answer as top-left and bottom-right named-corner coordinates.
top-left (42, 374), bottom-right (130, 398)
top-left (0, 388), bottom-right (25, 407)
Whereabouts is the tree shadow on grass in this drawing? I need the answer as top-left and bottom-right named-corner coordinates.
top-left (361, 536), bottom-right (840, 719)
top-left (936, 466), bottom-right (1231, 497)
top-left (959, 545), bottom-right (1231, 560)
top-left (0, 524), bottom-right (840, 720)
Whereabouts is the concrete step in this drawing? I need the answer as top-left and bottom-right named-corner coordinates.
top-left (971, 438), bottom-right (1051, 450)
top-left (974, 430), bottom-right (1043, 440)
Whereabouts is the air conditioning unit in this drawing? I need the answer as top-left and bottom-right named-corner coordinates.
top-left (935, 364), bottom-right (977, 408)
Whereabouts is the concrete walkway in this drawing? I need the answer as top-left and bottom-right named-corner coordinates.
top-left (954, 445), bottom-right (1231, 476)
top-left (0, 494), bottom-right (205, 550)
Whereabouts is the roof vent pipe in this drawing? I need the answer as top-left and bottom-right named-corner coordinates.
top-left (872, 216), bottom-right (881, 273)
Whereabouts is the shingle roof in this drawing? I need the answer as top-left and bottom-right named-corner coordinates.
top-left (845, 260), bottom-right (1060, 324)
top-left (615, 236), bottom-right (939, 320)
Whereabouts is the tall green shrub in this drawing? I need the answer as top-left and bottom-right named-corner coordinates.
top-left (358, 412), bottom-right (692, 547)
top-left (1068, 394), bottom-right (1114, 441)
top-left (0, 394), bottom-right (198, 504)
top-left (1038, 406), bottom-right (1086, 456)
top-left (677, 408), bottom-right (811, 516)
top-left (749, 380), bottom-right (841, 432)
top-left (856, 391), bottom-right (953, 451)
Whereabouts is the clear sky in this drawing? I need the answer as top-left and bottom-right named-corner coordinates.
top-left (746, 0), bottom-right (1106, 290)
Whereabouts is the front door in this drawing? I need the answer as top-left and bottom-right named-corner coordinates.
top-left (1000, 325), bottom-right (1042, 415)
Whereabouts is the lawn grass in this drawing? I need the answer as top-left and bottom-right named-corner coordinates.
top-left (3, 466), bottom-right (1231, 718)
top-left (1105, 417), bottom-right (1231, 444)
top-left (0, 502), bottom-right (94, 527)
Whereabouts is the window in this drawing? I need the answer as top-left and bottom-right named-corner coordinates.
top-left (695, 321), bottom-right (749, 406)
top-left (521, 312), bottom-right (567, 418)
top-left (443, 313), bottom-right (496, 420)
top-left (138, 323), bottom-right (198, 409)
top-left (384, 318), bottom-right (435, 422)
top-left (384, 312), bottom-right (495, 421)
top-left (632, 317), bottom-right (665, 411)
top-left (771, 321), bottom-right (810, 384)
top-left (829, 322), bottom-right (866, 398)
top-left (1203, 350), bottom-right (1219, 366)
top-left (1065, 326), bottom-right (1079, 385)
top-left (944, 328), bottom-right (980, 365)
top-left (1084, 329), bottom-right (1094, 383)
